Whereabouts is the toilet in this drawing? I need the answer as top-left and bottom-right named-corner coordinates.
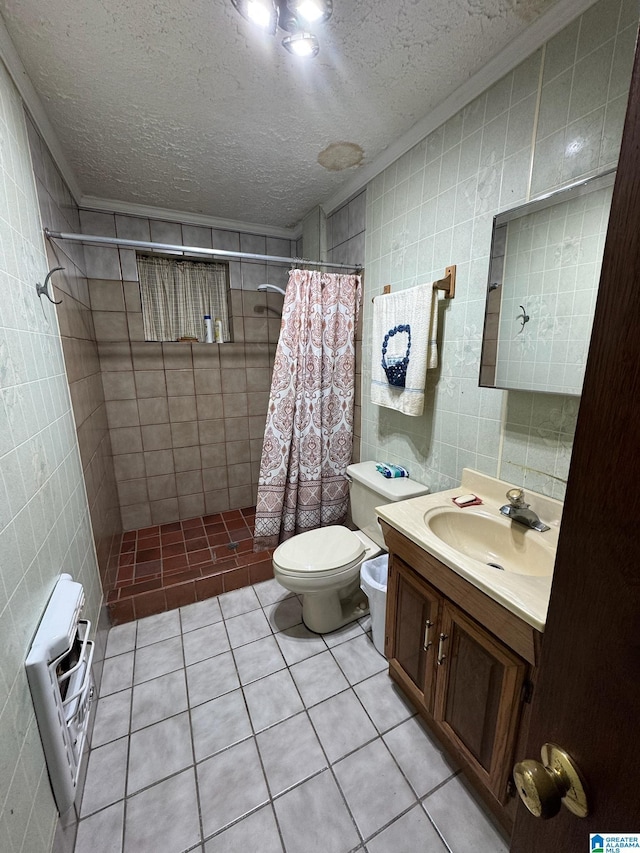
top-left (272, 461), bottom-right (429, 634)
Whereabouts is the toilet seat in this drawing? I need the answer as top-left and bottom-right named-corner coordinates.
top-left (273, 525), bottom-right (365, 576)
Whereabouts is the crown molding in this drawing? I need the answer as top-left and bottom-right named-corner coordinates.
top-left (0, 15), bottom-right (83, 202)
top-left (79, 196), bottom-right (299, 240)
top-left (321, 0), bottom-right (599, 216)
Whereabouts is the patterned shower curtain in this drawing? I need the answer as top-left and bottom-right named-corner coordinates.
top-left (253, 269), bottom-right (362, 550)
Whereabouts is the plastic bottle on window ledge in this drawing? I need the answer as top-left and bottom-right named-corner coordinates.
top-left (214, 319), bottom-right (223, 343)
top-left (204, 314), bottom-right (214, 343)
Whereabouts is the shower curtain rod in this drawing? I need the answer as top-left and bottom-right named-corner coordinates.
top-left (44, 229), bottom-right (362, 272)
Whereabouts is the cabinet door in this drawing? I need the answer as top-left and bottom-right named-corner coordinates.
top-left (386, 557), bottom-right (440, 713)
top-left (433, 601), bottom-right (526, 803)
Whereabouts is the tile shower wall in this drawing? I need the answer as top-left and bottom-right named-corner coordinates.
top-left (326, 191), bottom-right (366, 463)
top-left (362, 0), bottom-right (637, 499)
top-left (26, 121), bottom-right (122, 595)
top-left (81, 209), bottom-right (292, 530)
top-left (0, 59), bottom-right (102, 853)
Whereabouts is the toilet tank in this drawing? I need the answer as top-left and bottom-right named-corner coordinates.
top-left (346, 461), bottom-right (429, 549)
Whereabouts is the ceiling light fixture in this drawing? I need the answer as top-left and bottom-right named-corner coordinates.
top-left (230, 0), bottom-right (332, 57)
top-left (287, 0), bottom-right (332, 25)
top-left (282, 32), bottom-right (320, 57)
top-left (231, 0), bottom-right (278, 36)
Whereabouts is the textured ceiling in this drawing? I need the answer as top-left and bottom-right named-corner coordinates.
top-left (0, 0), bottom-right (569, 229)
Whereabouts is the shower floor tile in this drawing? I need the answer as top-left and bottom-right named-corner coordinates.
top-left (78, 577), bottom-right (510, 853)
top-left (108, 506), bottom-right (274, 623)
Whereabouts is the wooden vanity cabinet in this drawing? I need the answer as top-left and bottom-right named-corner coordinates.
top-left (434, 600), bottom-right (527, 801)
top-left (388, 559), bottom-right (441, 713)
top-left (382, 522), bottom-right (541, 832)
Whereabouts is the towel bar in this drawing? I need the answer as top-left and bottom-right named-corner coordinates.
top-left (433, 265), bottom-right (456, 299)
top-left (372, 267), bottom-right (456, 302)
top-left (371, 284), bottom-right (392, 303)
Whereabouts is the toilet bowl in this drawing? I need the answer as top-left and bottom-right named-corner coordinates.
top-left (273, 525), bottom-right (380, 634)
top-left (272, 461), bottom-right (429, 634)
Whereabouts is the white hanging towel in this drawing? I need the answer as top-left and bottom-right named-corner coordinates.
top-left (371, 283), bottom-right (438, 417)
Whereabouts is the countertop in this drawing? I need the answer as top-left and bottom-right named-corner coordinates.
top-left (375, 469), bottom-right (563, 632)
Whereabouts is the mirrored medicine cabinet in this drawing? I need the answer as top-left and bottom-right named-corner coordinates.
top-left (479, 169), bottom-right (615, 396)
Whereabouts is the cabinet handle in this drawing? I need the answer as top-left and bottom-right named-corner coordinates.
top-left (437, 633), bottom-right (448, 665)
top-left (423, 619), bottom-right (434, 651)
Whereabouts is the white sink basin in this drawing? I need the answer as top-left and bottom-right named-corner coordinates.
top-left (374, 468), bottom-right (563, 630)
top-left (423, 506), bottom-right (555, 577)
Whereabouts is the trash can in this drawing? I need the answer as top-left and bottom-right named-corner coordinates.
top-left (360, 555), bottom-right (389, 656)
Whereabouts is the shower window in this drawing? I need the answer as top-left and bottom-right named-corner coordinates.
top-left (137, 253), bottom-right (231, 342)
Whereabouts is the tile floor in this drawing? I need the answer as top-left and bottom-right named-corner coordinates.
top-left (77, 579), bottom-right (509, 853)
top-left (107, 508), bottom-right (274, 623)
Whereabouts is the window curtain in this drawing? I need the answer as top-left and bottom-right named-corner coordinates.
top-left (138, 255), bottom-right (230, 341)
top-left (253, 268), bottom-right (362, 550)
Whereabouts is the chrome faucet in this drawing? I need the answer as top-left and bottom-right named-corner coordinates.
top-left (499, 488), bottom-right (550, 532)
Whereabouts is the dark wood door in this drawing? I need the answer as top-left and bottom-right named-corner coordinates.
top-left (510, 25), bottom-right (640, 851)
top-left (385, 556), bottom-right (440, 712)
top-left (434, 602), bottom-right (526, 804)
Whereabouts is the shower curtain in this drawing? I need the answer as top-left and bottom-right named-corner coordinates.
top-left (253, 268), bottom-right (362, 550)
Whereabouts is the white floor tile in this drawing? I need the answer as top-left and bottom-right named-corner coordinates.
top-left (274, 623), bottom-right (327, 665)
top-left (333, 738), bottom-right (416, 839)
top-left (218, 585), bottom-right (261, 619)
top-left (74, 801), bottom-right (124, 853)
top-left (423, 776), bottom-right (509, 853)
top-left (91, 689), bottom-right (131, 748)
top-left (96, 579), bottom-right (511, 853)
top-left (353, 671), bottom-right (416, 734)
top-left (182, 620), bottom-right (230, 665)
top-left (99, 651), bottom-right (134, 697)
top-left (322, 619), bottom-right (366, 648)
top-left (80, 737), bottom-right (128, 817)
top-left (135, 609), bottom-right (181, 648)
top-left (180, 596), bottom-right (223, 633)
top-left (130, 669), bottom-right (188, 731)
top-left (124, 769), bottom-right (201, 853)
top-left (357, 613), bottom-right (372, 633)
top-left (105, 622), bottom-right (137, 658)
top-left (290, 650), bottom-right (349, 707)
top-left (191, 689), bottom-right (252, 761)
top-left (197, 738), bottom-right (269, 837)
top-left (263, 596), bottom-right (302, 633)
top-left (127, 712), bottom-right (193, 794)
top-left (367, 804), bottom-right (448, 853)
top-left (233, 635), bottom-right (286, 685)
top-left (253, 577), bottom-right (292, 607)
top-left (186, 650), bottom-right (239, 707)
top-left (330, 633), bottom-right (388, 685)
top-left (204, 804), bottom-right (283, 852)
top-left (274, 770), bottom-right (360, 853)
top-left (225, 608), bottom-right (272, 648)
top-left (256, 712), bottom-right (327, 796)
top-left (307, 690), bottom-right (377, 763)
top-left (384, 716), bottom-right (457, 797)
top-left (133, 635), bottom-right (184, 684)
top-left (243, 669), bottom-right (304, 732)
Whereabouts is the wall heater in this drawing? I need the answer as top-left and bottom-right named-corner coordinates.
top-left (26, 574), bottom-right (95, 814)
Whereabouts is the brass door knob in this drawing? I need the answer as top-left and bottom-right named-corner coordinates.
top-left (513, 743), bottom-right (588, 819)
